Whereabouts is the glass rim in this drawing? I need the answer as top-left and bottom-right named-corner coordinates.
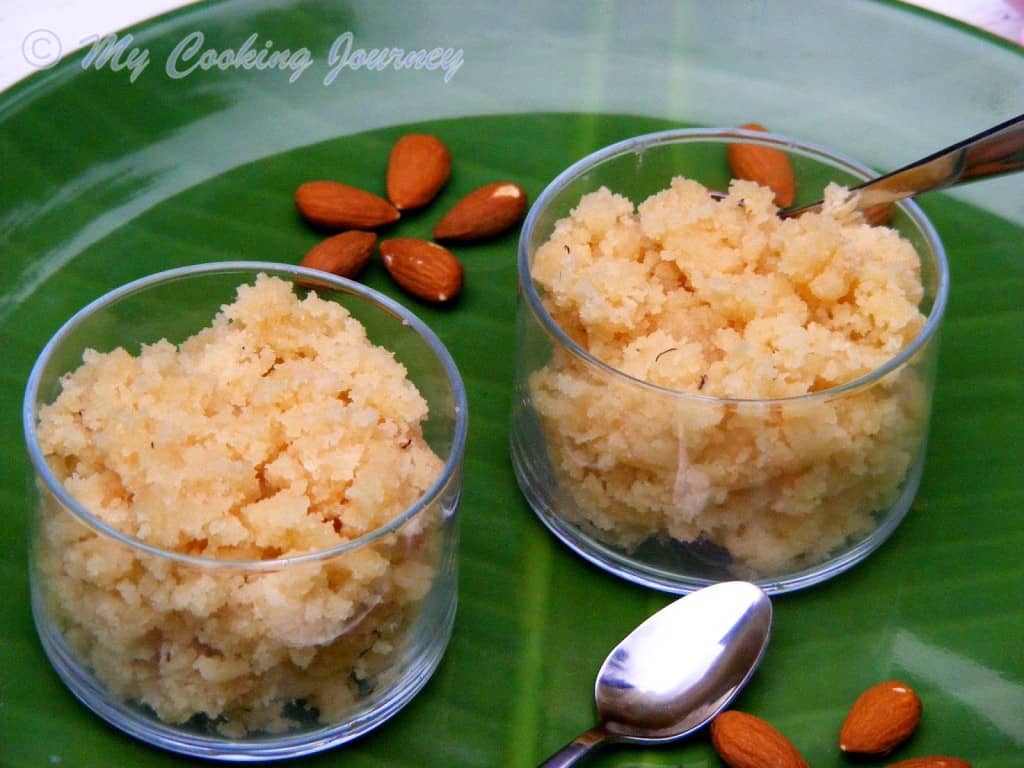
top-left (516, 126), bottom-right (950, 406)
top-left (22, 261), bottom-right (469, 570)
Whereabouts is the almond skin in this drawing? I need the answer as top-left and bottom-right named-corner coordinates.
top-left (710, 710), bottom-right (810, 768)
top-left (299, 230), bottom-right (377, 280)
top-left (386, 133), bottom-right (451, 210)
top-left (840, 680), bottom-right (923, 756)
top-left (295, 181), bottom-right (400, 230)
top-left (380, 237), bottom-right (464, 303)
top-left (728, 123), bottom-right (797, 207)
top-left (883, 758), bottom-right (972, 768)
top-left (433, 181), bottom-right (528, 242)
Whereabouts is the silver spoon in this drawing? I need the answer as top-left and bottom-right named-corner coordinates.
top-left (779, 111), bottom-right (1024, 218)
top-left (538, 580), bottom-right (772, 767)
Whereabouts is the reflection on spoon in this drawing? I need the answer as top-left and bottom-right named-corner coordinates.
top-left (538, 581), bottom-right (772, 767)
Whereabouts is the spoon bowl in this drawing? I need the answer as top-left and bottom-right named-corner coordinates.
top-left (539, 581), bottom-right (772, 766)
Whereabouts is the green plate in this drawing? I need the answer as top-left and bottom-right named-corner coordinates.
top-left (2, 2), bottom-right (1022, 766)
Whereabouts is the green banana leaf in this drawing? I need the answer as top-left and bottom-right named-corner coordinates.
top-left (1, 2), bottom-right (1021, 766)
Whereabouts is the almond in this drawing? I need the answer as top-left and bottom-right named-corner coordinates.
top-left (710, 710), bottom-right (810, 768)
top-left (728, 123), bottom-right (797, 207)
top-left (863, 201), bottom-right (895, 226)
top-left (386, 133), bottom-right (451, 210)
top-left (839, 680), bottom-right (922, 756)
top-left (380, 237), bottom-right (463, 303)
top-left (299, 230), bottom-right (377, 280)
top-left (883, 758), bottom-right (972, 768)
top-left (295, 181), bottom-right (400, 230)
top-left (433, 181), bottom-right (527, 242)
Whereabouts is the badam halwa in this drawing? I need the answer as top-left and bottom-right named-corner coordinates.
top-left (35, 275), bottom-right (444, 733)
top-left (529, 178), bottom-right (929, 575)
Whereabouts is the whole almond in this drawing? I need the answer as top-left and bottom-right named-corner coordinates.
top-left (884, 758), bottom-right (972, 768)
top-left (840, 680), bottom-right (922, 756)
top-left (728, 123), bottom-right (797, 207)
top-left (433, 181), bottom-right (528, 242)
top-left (386, 133), bottom-right (451, 210)
top-left (710, 710), bottom-right (810, 768)
top-left (299, 230), bottom-right (377, 280)
top-left (380, 237), bottom-right (464, 303)
top-left (295, 180), bottom-right (400, 230)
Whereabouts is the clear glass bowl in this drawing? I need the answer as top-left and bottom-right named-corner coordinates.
top-left (23, 262), bottom-right (468, 760)
top-left (510, 128), bottom-right (948, 595)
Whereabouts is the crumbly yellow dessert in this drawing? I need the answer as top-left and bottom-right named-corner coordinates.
top-left (34, 274), bottom-right (446, 734)
top-left (530, 178), bottom-right (929, 576)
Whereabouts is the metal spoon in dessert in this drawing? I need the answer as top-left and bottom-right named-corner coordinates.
top-left (779, 111), bottom-right (1024, 219)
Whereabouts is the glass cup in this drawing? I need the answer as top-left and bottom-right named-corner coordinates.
top-left (23, 262), bottom-right (468, 760)
top-left (511, 128), bottom-right (948, 594)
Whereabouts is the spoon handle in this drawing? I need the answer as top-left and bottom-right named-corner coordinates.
top-left (537, 726), bottom-right (609, 768)
top-left (781, 112), bottom-right (1024, 217)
